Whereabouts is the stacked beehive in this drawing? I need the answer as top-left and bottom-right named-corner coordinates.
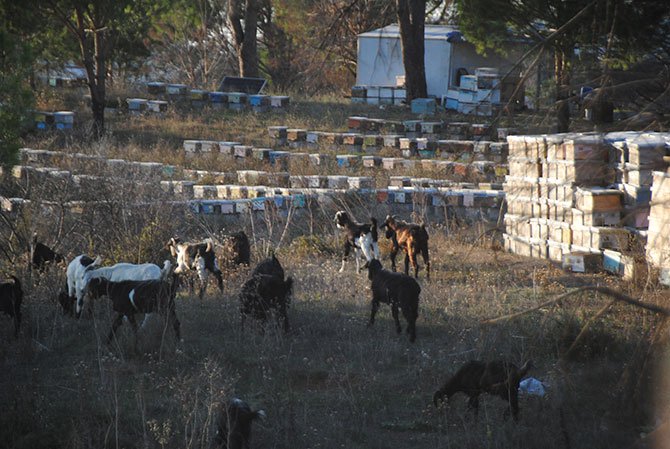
top-left (503, 133), bottom-right (627, 267)
top-left (646, 167), bottom-right (670, 286)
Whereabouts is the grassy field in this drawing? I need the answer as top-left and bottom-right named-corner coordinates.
top-left (1, 89), bottom-right (669, 448)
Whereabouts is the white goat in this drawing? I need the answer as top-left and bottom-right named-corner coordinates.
top-left (75, 259), bottom-right (171, 318)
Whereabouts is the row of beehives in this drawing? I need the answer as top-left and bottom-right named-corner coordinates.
top-left (33, 110), bottom-right (75, 130)
top-left (127, 93), bottom-right (289, 114)
top-left (3, 163), bottom-right (505, 223)
top-left (144, 81), bottom-right (290, 110)
top-left (267, 126), bottom-right (509, 163)
top-left (17, 148), bottom-right (504, 194)
top-left (344, 116), bottom-right (516, 140)
top-left (15, 147), bottom-right (505, 204)
top-left (182, 138), bottom-right (506, 183)
top-left (503, 132), bottom-right (670, 283)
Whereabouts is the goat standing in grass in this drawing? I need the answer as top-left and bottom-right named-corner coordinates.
top-left (0, 276), bottom-right (23, 338)
top-left (167, 237), bottom-right (223, 299)
top-left (86, 271), bottom-right (181, 348)
top-left (239, 254), bottom-right (293, 333)
top-left (433, 359), bottom-right (532, 421)
top-left (380, 215), bottom-right (430, 279)
top-left (334, 210), bottom-right (380, 274)
top-left (366, 259), bottom-right (420, 342)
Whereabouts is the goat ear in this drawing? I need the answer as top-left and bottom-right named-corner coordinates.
top-left (91, 256), bottom-right (102, 267)
top-left (169, 245), bottom-right (177, 257)
top-left (206, 240), bottom-right (212, 253)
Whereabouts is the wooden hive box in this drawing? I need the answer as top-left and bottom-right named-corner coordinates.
top-left (575, 187), bottom-right (622, 212)
top-left (268, 126), bottom-right (288, 139)
top-left (286, 129), bottom-right (307, 141)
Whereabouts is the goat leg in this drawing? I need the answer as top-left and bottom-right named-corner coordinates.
top-left (213, 270), bottom-right (224, 293)
top-left (404, 253), bottom-right (410, 276)
top-left (391, 304), bottom-right (401, 334)
top-left (368, 300), bottom-right (379, 327)
top-left (421, 247), bottom-right (430, 280)
top-left (107, 314), bottom-right (125, 344)
top-left (389, 247), bottom-right (398, 272)
top-left (127, 314), bottom-right (140, 354)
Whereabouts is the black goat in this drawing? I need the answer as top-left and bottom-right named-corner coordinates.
top-left (366, 259), bottom-right (420, 342)
top-left (220, 231), bottom-right (251, 267)
top-left (433, 359), bottom-right (532, 421)
top-left (250, 253), bottom-right (284, 279)
top-left (240, 255), bottom-right (293, 332)
top-left (213, 398), bottom-right (266, 449)
top-left (0, 276), bottom-right (23, 338)
top-left (31, 237), bottom-right (64, 272)
top-left (86, 274), bottom-right (181, 346)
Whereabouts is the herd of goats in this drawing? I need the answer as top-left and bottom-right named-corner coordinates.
top-left (1, 211), bottom-right (532, 448)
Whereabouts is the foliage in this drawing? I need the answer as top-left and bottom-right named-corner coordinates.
top-left (0, 23), bottom-right (34, 167)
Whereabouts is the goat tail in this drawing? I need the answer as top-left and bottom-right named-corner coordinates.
top-left (11, 275), bottom-right (21, 290)
top-left (206, 240), bottom-right (213, 253)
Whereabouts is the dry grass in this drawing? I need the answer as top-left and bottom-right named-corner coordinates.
top-left (2, 88), bottom-right (669, 448)
top-left (0, 229), bottom-right (668, 449)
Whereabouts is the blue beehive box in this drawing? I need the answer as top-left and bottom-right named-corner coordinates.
top-left (249, 95), bottom-right (270, 106)
top-left (411, 98), bottom-right (436, 115)
top-left (444, 97), bottom-right (459, 110)
top-left (209, 91), bottom-right (228, 103)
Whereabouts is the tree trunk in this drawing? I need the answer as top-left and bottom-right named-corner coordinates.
top-left (396, 0), bottom-right (427, 101)
top-left (228, 0), bottom-right (260, 78)
top-left (555, 49), bottom-right (570, 133)
top-left (75, 7), bottom-right (105, 138)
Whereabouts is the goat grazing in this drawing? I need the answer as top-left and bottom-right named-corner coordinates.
top-left (74, 260), bottom-right (171, 318)
top-left (366, 259), bottom-right (420, 342)
top-left (167, 237), bottom-right (223, 299)
top-left (85, 273), bottom-right (181, 346)
top-left (31, 234), bottom-right (64, 271)
top-left (334, 210), bottom-right (379, 273)
top-left (433, 359), bottom-right (532, 421)
top-left (240, 255), bottom-right (293, 332)
top-left (379, 215), bottom-right (430, 279)
top-left (0, 276), bottom-right (23, 338)
top-left (213, 398), bottom-right (266, 449)
top-left (66, 254), bottom-right (100, 315)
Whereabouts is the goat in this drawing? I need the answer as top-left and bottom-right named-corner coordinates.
top-left (433, 359), bottom-right (532, 421)
top-left (30, 234), bottom-right (64, 271)
top-left (220, 231), bottom-right (251, 267)
top-left (240, 255), bottom-right (293, 333)
top-left (366, 259), bottom-right (420, 342)
top-left (0, 276), bottom-right (23, 338)
top-left (334, 210), bottom-right (379, 274)
top-left (66, 254), bottom-right (101, 316)
top-left (85, 273), bottom-right (181, 346)
top-left (250, 253), bottom-right (284, 279)
top-left (213, 398), bottom-right (266, 449)
top-left (379, 215), bottom-right (430, 279)
top-left (167, 237), bottom-right (223, 299)
top-left (74, 260), bottom-right (171, 318)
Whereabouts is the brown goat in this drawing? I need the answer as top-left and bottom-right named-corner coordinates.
top-left (433, 359), bottom-right (532, 421)
top-left (380, 215), bottom-right (430, 279)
